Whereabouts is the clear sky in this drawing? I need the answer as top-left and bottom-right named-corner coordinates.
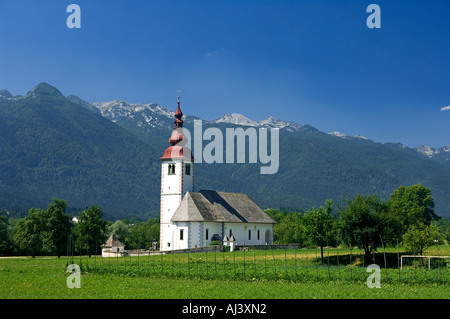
top-left (0, 0), bottom-right (449, 148)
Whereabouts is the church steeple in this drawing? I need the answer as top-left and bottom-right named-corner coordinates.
top-left (173, 94), bottom-right (183, 129)
top-left (159, 91), bottom-right (194, 251)
top-left (162, 93), bottom-right (193, 160)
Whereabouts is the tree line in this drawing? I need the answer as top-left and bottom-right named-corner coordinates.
top-left (0, 199), bottom-right (159, 257)
top-left (1, 183), bottom-right (449, 259)
top-left (267, 184), bottom-right (450, 262)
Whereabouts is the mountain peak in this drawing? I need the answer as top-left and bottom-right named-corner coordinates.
top-left (0, 89), bottom-right (13, 98)
top-left (26, 82), bottom-right (64, 98)
top-left (213, 113), bottom-right (258, 126)
top-left (212, 113), bottom-right (301, 131)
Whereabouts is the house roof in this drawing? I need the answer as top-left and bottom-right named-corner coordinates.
top-left (102, 233), bottom-right (125, 248)
top-left (171, 190), bottom-right (276, 224)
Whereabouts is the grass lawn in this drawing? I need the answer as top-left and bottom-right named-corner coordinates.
top-left (0, 247), bottom-right (448, 300)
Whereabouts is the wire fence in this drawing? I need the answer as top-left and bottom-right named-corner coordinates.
top-left (67, 244), bottom-right (449, 285)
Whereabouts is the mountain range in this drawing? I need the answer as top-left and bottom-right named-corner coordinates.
top-left (1, 83), bottom-right (449, 220)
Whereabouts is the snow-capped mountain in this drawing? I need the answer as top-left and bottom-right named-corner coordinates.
top-left (414, 145), bottom-right (450, 158)
top-left (93, 100), bottom-right (189, 130)
top-left (88, 98), bottom-right (450, 167)
top-left (212, 113), bottom-right (302, 131)
top-left (414, 145), bottom-right (450, 165)
top-left (328, 131), bottom-right (369, 140)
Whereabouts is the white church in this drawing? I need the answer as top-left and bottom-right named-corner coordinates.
top-left (159, 98), bottom-right (275, 251)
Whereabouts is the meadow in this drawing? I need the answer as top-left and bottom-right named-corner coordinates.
top-left (0, 246), bottom-right (448, 299)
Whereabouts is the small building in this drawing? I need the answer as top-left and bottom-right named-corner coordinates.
top-left (101, 233), bottom-right (125, 257)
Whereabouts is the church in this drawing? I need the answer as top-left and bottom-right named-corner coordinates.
top-left (159, 98), bottom-right (275, 251)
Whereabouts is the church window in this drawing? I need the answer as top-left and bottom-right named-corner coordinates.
top-left (229, 229), bottom-right (232, 237)
top-left (257, 229), bottom-right (260, 240)
top-left (185, 164), bottom-right (191, 175)
top-left (180, 229), bottom-right (184, 240)
top-left (168, 164), bottom-right (175, 175)
top-left (205, 228), bottom-right (209, 240)
top-left (248, 230), bottom-right (251, 240)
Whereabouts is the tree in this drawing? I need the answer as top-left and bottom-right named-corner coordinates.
top-left (41, 199), bottom-right (73, 258)
top-left (128, 218), bottom-right (160, 250)
top-left (273, 212), bottom-right (305, 245)
top-left (108, 220), bottom-right (131, 248)
top-left (303, 200), bottom-right (335, 263)
top-left (74, 206), bottom-right (107, 256)
top-left (389, 184), bottom-right (437, 231)
top-left (0, 212), bottom-right (13, 256)
top-left (402, 223), bottom-right (439, 257)
top-left (13, 208), bottom-right (44, 257)
top-left (433, 218), bottom-right (450, 243)
top-left (339, 195), bottom-right (389, 262)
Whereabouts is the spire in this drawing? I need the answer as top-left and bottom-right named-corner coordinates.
top-left (174, 90), bottom-right (183, 129)
top-left (160, 90), bottom-right (194, 161)
top-left (169, 91), bottom-right (184, 146)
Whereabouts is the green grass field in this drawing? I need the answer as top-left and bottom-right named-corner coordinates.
top-left (0, 246), bottom-right (448, 299)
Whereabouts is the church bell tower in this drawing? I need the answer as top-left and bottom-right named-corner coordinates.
top-left (159, 94), bottom-right (194, 251)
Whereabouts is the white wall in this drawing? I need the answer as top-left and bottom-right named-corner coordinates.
top-left (168, 221), bottom-right (274, 251)
top-left (160, 160), bottom-right (194, 251)
top-left (224, 223), bottom-right (273, 245)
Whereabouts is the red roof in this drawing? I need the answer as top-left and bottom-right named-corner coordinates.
top-left (160, 145), bottom-right (194, 161)
top-left (161, 99), bottom-right (194, 161)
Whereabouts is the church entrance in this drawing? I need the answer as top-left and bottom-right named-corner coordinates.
top-left (265, 229), bottom-right (272, 244)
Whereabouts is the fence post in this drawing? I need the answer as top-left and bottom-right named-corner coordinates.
top-left (294, 247), bottom-right (297, 278)
top-left (349, 243), bottom-right (352, 281)
top-left (379, 235), bottom-right (387, 282)
top-left (233, 248), bottom-right (236, 277)
top-left (284, 246), bottom-right (287, 278)
top-left (253, 250), bottom-right (256, 278)
top-left (327, 240), bottom-right (330, 281)
top-left (336, 238), bottom-right (340, 282)
top-left (243, 249), bottom-right (246, 279)
top-left (264, 245), bottom-right (267, 276)
top-left (315, 246), bottom-right (318, 281)
top-left (397, 239), bottom-right (400, 281)
top-left (437, 233), bottom-right (441, 280)
top-left (161, 250), bottom-right (163, 275)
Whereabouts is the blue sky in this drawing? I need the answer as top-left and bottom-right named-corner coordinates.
top-left (0, 0), bottom-right (449, 148)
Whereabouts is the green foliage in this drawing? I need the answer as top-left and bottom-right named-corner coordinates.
top-left (1, 254), bottom-right (448, 299)
top-left (273, 212), bottom-right (305, 244)
top-left (3, 83), bottom-right (450, 221)
top-left (0, 213), bottom-right (13, 255)
top-left (12, 208), bottom-right (44, 257)
top-left (433, 218), bottom-right (450, 243)
top-left (339, 194), bottom-right (389, 259)
top-left (0, 83), bottom-right (160, 220)
top-left (41, 199), bottom-right (73, 257)
top-left (389, 184), bottom-right (437, 230)
top-left (402, 223), bottom-right (440, 256)
top-left (74, 206), bottom-right (108, 254)
top-left (303, 200), bottom-right (335, 246)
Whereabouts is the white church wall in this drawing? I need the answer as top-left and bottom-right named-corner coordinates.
top-left (161, 162), bottom-right (182, 195)
top-left (201, 222), bottom-right (222, 246)
top-left (182, 161), bottom-right (194, 194)
top-left (224, 223), bottom-right (274, 245)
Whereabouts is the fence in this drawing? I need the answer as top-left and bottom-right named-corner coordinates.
top-left (69, 244), bottom-right (449, 285)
